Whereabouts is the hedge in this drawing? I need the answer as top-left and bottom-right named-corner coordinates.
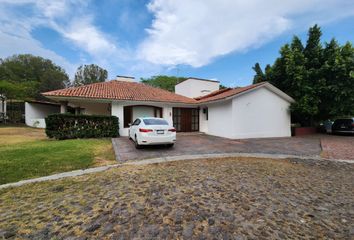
top-left (45, 114), bottom-right (119, 140)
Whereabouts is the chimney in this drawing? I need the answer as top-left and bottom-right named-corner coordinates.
top-left (116, 75), bottom-right (135, 82)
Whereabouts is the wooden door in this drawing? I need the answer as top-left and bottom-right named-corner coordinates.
top-left (181, 108), bottom-right (192, 132)
top-left (173, 108), bottom-right (199, 132)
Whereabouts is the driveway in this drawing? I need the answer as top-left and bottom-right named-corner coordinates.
top-left (320, 134), bottom-right (354, 160)
top-left (112, 133), bottom-right (324, 162)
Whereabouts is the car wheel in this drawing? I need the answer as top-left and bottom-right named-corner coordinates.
top-left (166, 143), bottom-right (174, 148)
top-left (135, 135), bottom-right (141, 149)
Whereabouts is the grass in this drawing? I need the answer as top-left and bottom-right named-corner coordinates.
top-left (0, 127), bottom-right (116, 184)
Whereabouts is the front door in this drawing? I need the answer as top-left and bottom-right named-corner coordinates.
top-left (173, 108), bottom-right (199, 132)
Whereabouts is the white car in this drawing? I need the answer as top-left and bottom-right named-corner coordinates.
top-left (129, 117), bottom-right (176, 148)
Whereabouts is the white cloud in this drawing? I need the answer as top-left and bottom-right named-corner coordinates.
top-left (0, 0), bottom-right (128, 78)
top-left (53, 17), bottom-right (118, 57)
top-left (0, 29), bottom-right (76, 76)
top-left (1, 0), bottom-right (353, 80)
top-left (138, 0), bottom-right (354, 67)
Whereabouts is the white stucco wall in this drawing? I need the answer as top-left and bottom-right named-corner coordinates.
top-left (162, 107), bottom-right (173, 125)
top-left (231, 87), bottom-right (291, 139)
top-left (206, 100), bottom-right (234, 138)
top-left (0, 99), bottom-right (6, 114)
top-left (201, 87), bottom-right (291, 139)
top-left (82, 102), bottom-right (110, 115)
top-left (199, 107), bottom-right (208, 133)
top-left (111, 101), bottom-right (173, 136)
top-left (132, 106), bottom-right (155, 120)
top-left (175, 79), bottom-right (220, 98)
top-left (68, 101), bottom-right (110, 115)
top-left (25, 102), bottom-right (60, 128)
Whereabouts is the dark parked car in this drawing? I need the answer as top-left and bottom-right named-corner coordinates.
top-left (331, 118), bottom-right (354, 135)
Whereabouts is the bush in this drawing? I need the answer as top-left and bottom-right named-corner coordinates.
top-left (45, 114), bottom-right (119, 140)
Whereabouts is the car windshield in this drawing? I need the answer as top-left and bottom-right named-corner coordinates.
top-left (143, 119), bottom-right (169, 125)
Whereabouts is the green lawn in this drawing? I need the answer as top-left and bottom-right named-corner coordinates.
top-left (0, 127), bottom-right (116, 184)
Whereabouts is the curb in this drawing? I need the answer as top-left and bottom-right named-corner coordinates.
top-left (0, 164), bottom-right (120, 190)
top-left (1, 153), bottom-right (352, 190)
top-left (122, 153), bottom-right (354, 165)
top-left (111, 138), bottom-right (122, 162)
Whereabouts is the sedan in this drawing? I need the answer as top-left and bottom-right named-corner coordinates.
top-left (332, 118), bottom-right (354, 135)
top-left (129, 117), bottom-right (176, 149)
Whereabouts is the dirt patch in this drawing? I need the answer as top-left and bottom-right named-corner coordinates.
top-left (93, 140), bottom-right (116, 166)
top-left (0, 127), bottom-right (46, 145)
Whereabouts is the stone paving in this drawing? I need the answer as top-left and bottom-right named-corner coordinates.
top-left (1, 157), bottom-right (353, 239)
top-left (320, 134), bottom-right (354, 160)
top-left (112, 133), bottom-right (323, 162)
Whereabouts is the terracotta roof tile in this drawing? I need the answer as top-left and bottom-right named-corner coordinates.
top-left (43, 80), bottom-right (197, 104)
top-left (43, 80), bottom-right (269, 105)
top-left (195, 82), bottom-right (267, 103)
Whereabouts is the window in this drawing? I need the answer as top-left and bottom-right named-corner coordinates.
top-left (191, 109), bottom-right (199, 131)
top-left (173, 108), bottom-right (181, 131)
top-left (143, 119), bottom-right (168, 125)
top-left (123, 106), bottom-right (132, 128)
top-left (132, 119), bottom-right (141, 125)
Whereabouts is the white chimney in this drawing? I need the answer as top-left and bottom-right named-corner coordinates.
top-left (116, 75), bottom-right (135, 82)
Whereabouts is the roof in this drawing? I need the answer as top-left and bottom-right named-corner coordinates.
top-left (26, 100), bottom-right (60, 106)
top-left (196, 82), bottom-right (268, 103)
top-left (42, 80), bottom-right (197, 104)
top-left (116, 75), bottom-right (134, 79)
top-left (42, 80), bottom-right (294, 105)
top-left (177, 77), bottom-right (220, 85)
top-left (196, 82), bottom-right (294, 103)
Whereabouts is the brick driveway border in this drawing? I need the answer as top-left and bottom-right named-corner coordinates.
top-left (112, 133), bottom-right (323, 162)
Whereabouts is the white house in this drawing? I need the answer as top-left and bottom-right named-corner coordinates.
top-left (0, 94), bottom-right (7, 122)
top-left (32, 76), bottom-right (294, 139)
top-left (175, 77), bottom-right (220, 98)
top-left (25, 100), bottom-right (60, 128)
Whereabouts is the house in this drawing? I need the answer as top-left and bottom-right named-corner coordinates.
top-left (30, 76), bottom-right (294, 139)
top-left (0, 94), bottom-right (7, 122)
top-left (25, 100), bottom-right (60, 128)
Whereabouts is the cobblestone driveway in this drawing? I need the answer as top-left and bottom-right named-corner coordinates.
top-left (0, 157), bottom-right (353, 239)
top-left (113, 133), bottom-right (322, 162)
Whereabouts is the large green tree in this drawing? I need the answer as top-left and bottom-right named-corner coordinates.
top-left (73, 64), bottom-right (108, 86)
top-left (0, 54), bottom-right (69, 100)
top-left (252, 25), bottom-right (354, 126)
top-left (141, 75), bottom-right (187, 92)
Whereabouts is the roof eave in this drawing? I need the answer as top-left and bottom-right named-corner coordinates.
top-left (42, 95), bottom-right (198, 105)
top-left (197, 82), bottom-right (295, 104)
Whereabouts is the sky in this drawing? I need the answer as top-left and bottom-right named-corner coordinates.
top-left (0, 0), bottom-right (353, 87)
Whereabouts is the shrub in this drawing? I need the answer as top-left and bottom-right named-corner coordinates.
top-left (45, 114), bottom-right (119, 140)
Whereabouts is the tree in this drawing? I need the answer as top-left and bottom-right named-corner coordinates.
top-left (219, 84), bottom-right (228, 89)
top-left (73, 64), bottom-right (108, 86)
top-left (0, 54), bottom-right (69, 100)
top-left (252, 63), bottom-right (265, 84)
top-left (252, 25), bottom-right (354, 126)
top-left (141, 75), bottom-right (187, 92)
top-left (0, 80), bottom-right (26, 100)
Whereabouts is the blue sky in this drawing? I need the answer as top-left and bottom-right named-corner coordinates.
top-left (0, 0), bottom-right (353, 87)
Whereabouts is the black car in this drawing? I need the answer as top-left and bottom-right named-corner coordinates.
top-left (331, 118), bottom-right (354, 135)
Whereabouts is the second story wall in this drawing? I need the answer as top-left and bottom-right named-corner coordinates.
top-left (175, 78), bottom-right (220, 98)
